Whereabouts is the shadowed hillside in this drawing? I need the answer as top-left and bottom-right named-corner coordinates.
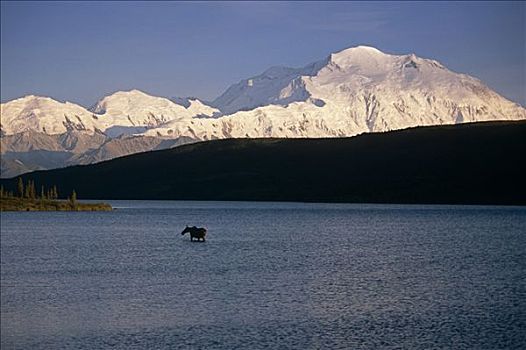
top-left (1, 121), bottom-right (525, 205)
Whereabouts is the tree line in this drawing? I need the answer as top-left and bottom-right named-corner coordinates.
top-left (0, 178), bottom-right (77, 206)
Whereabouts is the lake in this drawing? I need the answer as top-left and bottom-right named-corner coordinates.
top-left (1, 201), bottom-right (525, 349)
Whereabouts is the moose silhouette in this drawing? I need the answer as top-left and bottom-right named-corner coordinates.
top-left (181, 226), bottom-right (207, 242)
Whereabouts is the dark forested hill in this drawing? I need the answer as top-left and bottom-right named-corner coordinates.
top-left (1, 121), bottom-right (525, 205)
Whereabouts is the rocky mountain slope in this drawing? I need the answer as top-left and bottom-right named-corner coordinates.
top-left (1, 46), bottom-right (524, 177)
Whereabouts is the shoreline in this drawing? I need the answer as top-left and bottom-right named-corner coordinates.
top-left (0, 197), bottom-right (112, 212)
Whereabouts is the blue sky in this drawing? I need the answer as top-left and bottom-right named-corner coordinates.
top-left (1, 1), bottom-right (524, 107)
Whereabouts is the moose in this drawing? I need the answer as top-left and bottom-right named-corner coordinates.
top-left (181, 225), bottom-right (207, 242)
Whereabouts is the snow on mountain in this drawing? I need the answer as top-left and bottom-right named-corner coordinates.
top-left (90, 89), bottom-right (220, 132)
top-left (145, 46), bottom-right (525, 139)
top-left (211, 59), bottom-right (327, 114)
top-left (1, 89), bottom-right (220, 138)
top-left (1, 45), bottom-right (525, 177)
top-left (0, 95), bottom-right (100, 136)
top-left (186, 99), bottom-right (222, 118)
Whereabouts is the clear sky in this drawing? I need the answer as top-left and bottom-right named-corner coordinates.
top-left (1, 1), bottom-right (524, 107)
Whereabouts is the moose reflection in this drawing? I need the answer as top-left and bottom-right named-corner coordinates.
top-left (181, 226), bottom-right (207, 242)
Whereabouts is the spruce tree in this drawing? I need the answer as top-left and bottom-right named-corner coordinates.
top-left (24, 180), bottom-right (31, 198)
top-left (70, 190), bottom-right (78, 210)
top-left (39, 187), bottom-right (44, 209)
top-left (17, 178), bottom-right (24, 198)
top-left (29, 181), bottom-right (36, 199)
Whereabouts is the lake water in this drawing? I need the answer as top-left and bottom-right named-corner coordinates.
top-left (1, 201), bottom-right (525, 349)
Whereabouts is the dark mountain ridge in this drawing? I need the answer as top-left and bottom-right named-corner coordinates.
top-left (1, 121), bottom-right (525, 205)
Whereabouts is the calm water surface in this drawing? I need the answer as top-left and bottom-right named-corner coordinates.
top-left (1, 201), bottom-right (525, 349)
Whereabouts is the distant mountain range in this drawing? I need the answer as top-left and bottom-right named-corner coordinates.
top-left (2, 121), bottom-right (525, 205)
top-left (1, 45), bottom-right (525, 178)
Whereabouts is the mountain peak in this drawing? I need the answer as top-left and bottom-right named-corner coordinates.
top-left (104, 89), bottom-right (152, 99)
top-left (125, 88), bottom-right (148, 95)
top-left (14, 95), bottom-right (53, 103)
top-left (3, 95), bottom-right (81, 109)
top-left (331, 45), bottom-right (386, 58)
top-left (342, 45), bottom-right (384, 53)
top-left (328, 45), bottom-right (391, 70)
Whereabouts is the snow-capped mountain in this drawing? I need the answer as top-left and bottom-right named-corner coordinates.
top-left (1, 89), bottom-right (219, 137)
top-left (1, 45), bottom-right (525, 177)
top-left (90, 89), bottom-right (220, 136)
top-left (1, 95), bottom-right (99, 136)
top-left (139, 46), bottom-right (525, 140)
top-left (206, 46), bottom-right (524, 132)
